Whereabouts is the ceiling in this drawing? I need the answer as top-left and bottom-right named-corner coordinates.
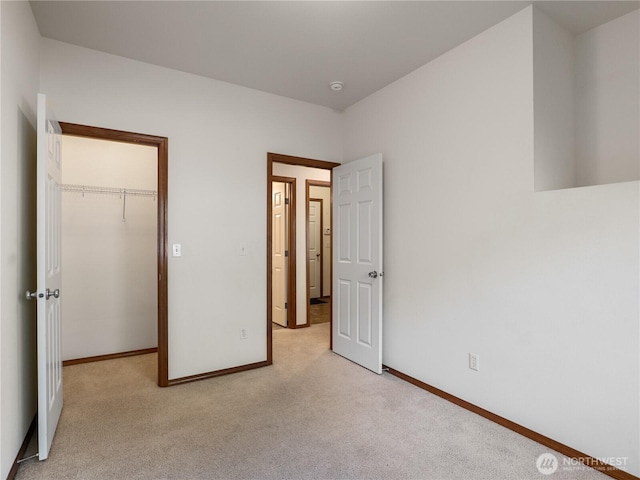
top-left (30, 1), bottom-right (639, 111)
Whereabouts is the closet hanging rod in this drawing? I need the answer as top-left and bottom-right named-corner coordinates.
top-left (61, 184), bottom-right (157, 198)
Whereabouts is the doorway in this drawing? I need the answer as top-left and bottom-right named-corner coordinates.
top-left (266, 153), bottom-right (340, 363)
top-left (59, 122), bottom-right (169, 386)
top-left (306, 181), bottom-right (331, 326)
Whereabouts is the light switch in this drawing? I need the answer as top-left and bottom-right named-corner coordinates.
top-left (172, 244), bottom-right (181, 257)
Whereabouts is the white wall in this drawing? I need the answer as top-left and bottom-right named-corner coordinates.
top-left (40, 38), bottom-right (342, 379)
top-left (61, 136), bottom-right (157, 361)
top-left (575, 10), bottom-right (639, 187)
top-left (534, 7), bottom-right (639, 191)
top-left (272, 163), bottom-right (331, 325)
top-left (6, 4), bottom-right (636, 476)
top-left (0, 2), bottom-right (40, 478)
top-left (344, 6), bottom-right (638, 476)
top-left (1, 0), bottom-right (3, 468)
top-left (533, 7), bottom-right (575, 191)
top-left (309, 184), bottom-right (331, 295)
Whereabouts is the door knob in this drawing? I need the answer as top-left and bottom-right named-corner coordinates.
top-left (46, 288), bottom-right (60, 300)
top-left (26, 290), bottom-right (41, 300)
top-left (368, 271), bottom-right (378, 279)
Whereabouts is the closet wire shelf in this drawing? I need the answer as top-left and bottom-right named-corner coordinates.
top-left (61, 184), bottom-right (157, 198)
top-left (61, 183), bottom-right (157, 222)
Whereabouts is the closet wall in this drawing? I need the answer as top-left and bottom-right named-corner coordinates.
top-left (61, 135), bottom-right (158, 361)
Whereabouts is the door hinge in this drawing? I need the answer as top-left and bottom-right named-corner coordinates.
top-left (285, 198), bottom-right (290, 205)
top-left (285, 302), bottom-right (288, 309)
top-left (285, 250), bottom-right (289, 257)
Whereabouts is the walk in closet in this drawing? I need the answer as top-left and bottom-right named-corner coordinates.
top-left (61, 135), bottom-right (158, 361)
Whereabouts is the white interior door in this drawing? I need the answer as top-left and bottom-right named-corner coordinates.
top-left (308, 199), bottom-right (322, 299)
top-left (332, 153), bottom-right (383, 374)
top-left (272, 181), bottom-right (288, 327)
top-left (34, 93), bottom-right (63, 459)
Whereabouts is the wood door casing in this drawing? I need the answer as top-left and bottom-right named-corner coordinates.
top-left (59, 122), bottom-right (169, 387)
top-left (267, 153), bottom-right (340, 361)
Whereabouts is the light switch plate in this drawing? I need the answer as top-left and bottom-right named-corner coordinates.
top-left (469, 353), bottom-right (479, 371)
top-left (172, 244), bottom-right (181, 257)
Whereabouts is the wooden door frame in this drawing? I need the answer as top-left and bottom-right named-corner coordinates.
top-left (267, 153), bottom-right (340, 363)
top-left (59, 122), bottom-right (169, 387)
top-left (271, 176), bottom-right (296, 329)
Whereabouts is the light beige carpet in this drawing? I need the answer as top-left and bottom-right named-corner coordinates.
top-left (17, 323), bottom-right (606, 480)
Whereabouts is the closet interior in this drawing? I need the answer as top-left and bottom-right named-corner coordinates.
top-left (61, 135), bottom-right (158, 362)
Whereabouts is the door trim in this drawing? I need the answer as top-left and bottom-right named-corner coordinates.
top-left (59, 122), bottom-right (169, 387)
top-left (267, 153), bottom-right (340, 362)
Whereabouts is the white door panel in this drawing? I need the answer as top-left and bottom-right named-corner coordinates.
top-left (35, 93), bottom-right (63, 460)
top-left (272, 182), bottom-right (288, 327)
top-left (308, 200), bottom-right (322, 299)
top-left (332, 154), bottom-right (383, 374)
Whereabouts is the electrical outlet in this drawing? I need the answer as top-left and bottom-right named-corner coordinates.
top-left (469, 353), bottom-right (480, 371)
top-left (240, 329), bottom-right (248, 340)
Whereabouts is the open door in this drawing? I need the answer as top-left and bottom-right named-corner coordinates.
top-left (332, 154), bottom-right (383, 374)
top-left (272, 181), bottom-right (289, 327)
top-left (308, 199), bottom-right (322, 299)
top-left (30, 93), bottom-right (63, 459)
